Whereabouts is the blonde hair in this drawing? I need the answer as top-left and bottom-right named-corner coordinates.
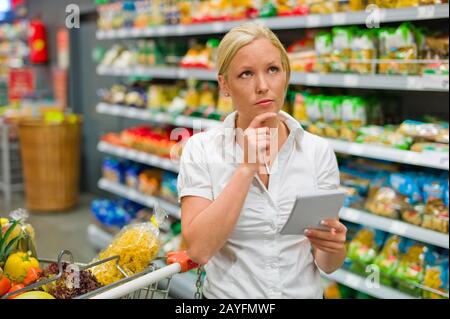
top-left (216, 23), bottom-right (291, 87)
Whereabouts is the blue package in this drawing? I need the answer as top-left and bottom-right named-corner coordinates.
top-left (389, 173), bottom-right (422, 204)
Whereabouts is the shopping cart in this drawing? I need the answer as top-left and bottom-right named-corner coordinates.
top-left (1, 250), bottom-right (202, 299)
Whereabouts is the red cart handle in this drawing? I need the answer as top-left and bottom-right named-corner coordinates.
top-left (167, 251), bottom-right (198, 273)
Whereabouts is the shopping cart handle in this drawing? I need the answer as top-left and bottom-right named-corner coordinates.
top-left (167, 251), bottom-right (198, 273)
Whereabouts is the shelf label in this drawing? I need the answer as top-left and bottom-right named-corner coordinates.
top-left (332, 13), bottom-right (347, 25)
top-left (344, 273), bottom-right (362, 288)
top-left (130, 29), bottom-right (141, 37)
top-left (158, 26), bottom-right (168, 35)
top-left (417, 5), bottom-right (435, 19)
top-left (306, 15), bottom-right (321, 27)
top-left (178, 68), bottom-right (188, 78)
top-left (389, 221), bottom-right (407, 235)
top-left (176, 25), bottom-right (186, 34)
top-left (406, 77), bottom-right (423, 90)
top-left (344, 75), bottom-right (359, 87)
top-left (212, 22), bottom-right (225, 32)
top-left (340, 209), bottom-right (360, 222)
top-left (306, 73), bottom-right (320, 86)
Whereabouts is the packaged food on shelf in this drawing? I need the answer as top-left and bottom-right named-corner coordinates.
top-left (331, 27), bottom-right (354, 73)
top-left (314, 32), bottom-right (333, 73)
top-left (91, 199), bottom-right (141, 229)
top-left (126, 163), bottom-right (143, 189)
top-left (378, 23), bottom-right (421, 75)
top-left (422, 251), bottom-right (449, 299)
top-left (373, 235), bottom-right (402, 286)
top-left (347, 228), bottom-right (387, 274)
top-left (287, 33), bottom-right (317, 73)
top-left (138, 169), bottom-right (162, 196)
top-left (160, 171), bottom-right (179, 204)
top-left (398, 120), bottom-right (449, 144)
top-left (102, 157), bottom-right (124, 183)
top-left (421, 177), bottom-right (449, 233)
top-left (350, 30), bottom-right (377, 74)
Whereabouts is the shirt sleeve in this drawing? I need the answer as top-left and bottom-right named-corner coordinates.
top-left (316, 141), bottom-right (340, 190)
top-left (177, 135), bottom-right (214, 202)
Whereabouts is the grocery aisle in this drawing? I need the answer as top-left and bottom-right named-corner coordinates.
top-left (1, 0), bottom-right (449, 300)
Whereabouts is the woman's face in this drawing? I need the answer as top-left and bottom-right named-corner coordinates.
top-left (219, 37), bottom-right (287, 126)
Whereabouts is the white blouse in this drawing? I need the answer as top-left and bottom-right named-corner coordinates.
top-left (177, 110), bottom-right (340, 299)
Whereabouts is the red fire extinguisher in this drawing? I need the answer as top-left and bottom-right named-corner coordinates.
top-left (29, 18), bottom-right (48, 64)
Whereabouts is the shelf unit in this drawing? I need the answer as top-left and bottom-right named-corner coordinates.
top-left (94, 3), bottom-right (449, 299)
top-left (322, 269), bottom-right (417, 299)
top-left (98, 178), bottom-right (181, 219)
top-left (97, 103), bottom-right (449, 171)
top-left (97, 66), bottom-right (449, 92)
top-left (97, 4), bottom-right (449, 39)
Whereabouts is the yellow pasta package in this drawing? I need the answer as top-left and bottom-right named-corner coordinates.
top-left (90, 206), bottom-right (167, 286)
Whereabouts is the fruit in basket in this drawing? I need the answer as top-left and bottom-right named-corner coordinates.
top-left (14, 291), bottom-right (55, 299)
top-left (0, 220), bottom-right (23, 268)
top-left (38, 262), bottom-right (102, 299)
top-left (23, 267), bottom-right (42, 286)
top-left (6, 283), bottom-right (25, 299)
top-left (1, 218), bottom-right (38, 259)
top-left (3, 251), bottom-right (39, 283)
top-left (0, 275), bottom-right (11, 296)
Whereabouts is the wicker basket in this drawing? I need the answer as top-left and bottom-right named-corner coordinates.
top-left (18, 117), bottom-right (82, 212)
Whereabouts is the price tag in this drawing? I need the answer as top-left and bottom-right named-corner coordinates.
top-left (306, 73), bottom-right (320, 86)
top-left (158, 26), bottom-right (168, 35)
top-left (212, 22), bottom-right (224, 33)
top-left (344, 75), bottom-right (359, 87)
top-left (130, 28), bottom-right (141, 37)
top-left (389, 221), bottom-right (407, 236)
top-left (178, 68), bottom-right (188, 79)
top-left (306, 15), bottom-right (321, 27)
top-left (340, 209), bottom-right (360, 222)
top-left (406, 76), bottom-right (423, 90)
top-left (417, 5), bottom-right (435, 19)
top-left (344, 273), bottom-right (362, 288)
top-left (332, 13), bottom-right (347, 25)
top-left (176, 25), bottom-right (186, 35)
top-left (117, 29), bottom-right (127, 38)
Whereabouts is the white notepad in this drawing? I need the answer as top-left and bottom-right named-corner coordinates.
top-left (280, 189), bottom-right (346, 235)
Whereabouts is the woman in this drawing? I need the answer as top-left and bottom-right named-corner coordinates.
top-left (177, 23), bottom-right (347, 299)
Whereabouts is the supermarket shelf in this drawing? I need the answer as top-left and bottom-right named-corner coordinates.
top-left (340, 208), bottom-right (449, 249)
top-left (96, 102), bottom-right (221, 130)
top-left (98, 141), bottom-right (180, 173)
top-left (97, 66), bottom-right (449, 92)
top-left (322, 269), bottom-right (416, 299)
top-left (327, 139), bottom-right (449, 170)
top-left (98, 178), bottom-right (181, 219)
top-left (96, 4), bottom-right (449, 39)
top-left (291, 73), bottom-right (449, 92)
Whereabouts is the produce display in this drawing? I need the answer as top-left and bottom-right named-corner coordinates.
top-left (345, 224), bottom-right (449, 298)
top-left (99, 79), bottom-right (233, 120)
top-left (96, 0), bottom-right (445, 31)
top-left (0, 21), bottom-right (29, 79)
top-left (340, 158), bottom-right (449, 233)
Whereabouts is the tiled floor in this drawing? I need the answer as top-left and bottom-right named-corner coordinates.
top-left (1, 192), bottom-right (98, 263)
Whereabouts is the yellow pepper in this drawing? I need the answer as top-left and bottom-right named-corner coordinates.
top-left (4, 252), bottom-right (39, 283)
top-left (0, 218), bottom-right (9, 228)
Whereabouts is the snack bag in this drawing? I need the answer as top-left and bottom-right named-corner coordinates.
top-left (347, 228), bottom-right (386, 275)
top-left (314, 32), bottom-right (332, 73)
top-left (350, 30), bottom-right (377, 74)
top-left (373, 235), bottom-right (401, 286)
top-left (394, 240), bottom-right (428, 297)
top-left (90, 206), bottom-right (167, 286)
top-left (331, 27), bottom-right (354, 73)
top-left (422, 251), bottom-right (449, 299)
top-left (421, 178), bottom-right (449, 234)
